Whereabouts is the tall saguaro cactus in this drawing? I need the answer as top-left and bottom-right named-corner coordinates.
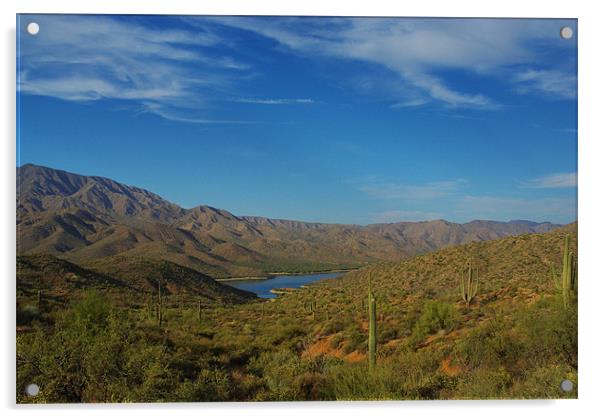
top-left (197, 299), bottom-right (202, 323)
top-left (552, 235), bottom-right (577, 309)
top-left (460, 258), bottom-right (479, 308)
top-left (368, 273), bottom-right (377, 370)
top-left (305, 299), bottom-right (317, 320)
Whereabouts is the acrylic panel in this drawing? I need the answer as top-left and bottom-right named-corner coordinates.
top-left (16, 15), bottom-right (578, 402)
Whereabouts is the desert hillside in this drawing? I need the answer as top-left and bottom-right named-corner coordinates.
top-left (17, 164), bottom-right (561, 278)
top-left (17, 224), bottom-right (577, 401)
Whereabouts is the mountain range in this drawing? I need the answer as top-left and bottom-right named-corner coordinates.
top-left (17, 164), bottom-right (561, 278)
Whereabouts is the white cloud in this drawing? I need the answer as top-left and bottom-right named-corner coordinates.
top-left (234, 98), bottom-right (314, 105)
top-left (390, 98), bottom-right (429, 108)
top-left (514, 69), bottom-right (576, 99)
top-left (520, 172), bottom-right (577, 189)
top-left (358, 179), bottom-right (467, 200)
top-left (210, 17), bottom-right (574, 108)
top-left (19, 16), bottom-right (576, 121)
top-left (138, 102), bottom-right (257, 124)
top-left (18, 15), bottom-right (252, 123)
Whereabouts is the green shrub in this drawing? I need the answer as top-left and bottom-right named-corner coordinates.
top-left (17, 292), bottom-right (131, 402)
top-left (342, 324), bottom-right (366, 354)
top-left (412, 300), bottom-right (458, 343)
top-left (322, 350), bottom-right (448, 400)
top-left (322, 318), bottom-right (346, 335)
top-left (248, 348), bottom-right (305, 400)
top-left (453, 367), bottom-right (512, 399)
top-left (174, 369), bottom-right (231, 401)
top-left (454, 318), bottom-right (523, 373)
top-left (518, 297), bottom-right (577, 369)
top-left (322, 362), bottom-right (401, 400)
top-left (508, 365), bottom-right (577, 399)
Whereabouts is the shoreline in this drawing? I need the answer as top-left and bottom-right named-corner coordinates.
top-left (216, 268), bottom-right (358, 282)
top-left (217, 276), bottom-right (268, 282)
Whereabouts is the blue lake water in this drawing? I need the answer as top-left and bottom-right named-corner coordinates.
top-left (224, 272), bottom-right (342, 298)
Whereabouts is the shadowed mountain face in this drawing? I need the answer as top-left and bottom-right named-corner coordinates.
top-left (17, 254), bottom-right (256, 306)
top-left (17, 164), bottom-right (562, 278)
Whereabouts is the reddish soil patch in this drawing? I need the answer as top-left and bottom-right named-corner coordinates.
top-left (304, 336), bottom-right (335, 358)
top-left (416, 333), bottom-right (440, 348)
top-left (440, 356), bottom-right (463, 377)
top-left (303, 334), bottom-right (366, 363)
top-left (344, 351), bottom-right (366, 363)
top-left (384, 338), bottom-right (403, 348)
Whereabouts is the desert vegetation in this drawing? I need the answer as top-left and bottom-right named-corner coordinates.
top-left (16, 224), bottom-right (577, 402)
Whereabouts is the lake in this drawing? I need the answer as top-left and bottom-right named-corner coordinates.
top-left (223, 272), bottom-right (343, 298)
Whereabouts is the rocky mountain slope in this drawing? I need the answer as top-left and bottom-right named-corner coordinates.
top-left (17, 254), bottom-right (256, 309)
top-left (17, 164), bottom-right (562, 278)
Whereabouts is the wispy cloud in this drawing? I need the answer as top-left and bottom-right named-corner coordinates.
top-left (373, 210), bottom-right (442, 223)
top-left (18, 15), bottom-right (254, 123)
top-left (520, 172), bottom-right (577, 189)
top-left (210, 17), bottom-right (574, 108)
top-left (138, 102), bottom-right (258, 124)
top-left (234, 98), bottom-right (314, 105)
top-left (513, 69), bottom-right (577, 99)
top-left (358, 179), bottom-right (467, 200)
top-left (19, 16), bottom-right (576, 122)
top-left (390, 98), bottom-right (429, 108)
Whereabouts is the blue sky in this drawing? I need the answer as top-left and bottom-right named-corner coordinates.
top-left (17, 15), bottom-right (577, 224)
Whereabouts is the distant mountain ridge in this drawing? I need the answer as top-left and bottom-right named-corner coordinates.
top-left (17, 164), bottom-right (563, 278)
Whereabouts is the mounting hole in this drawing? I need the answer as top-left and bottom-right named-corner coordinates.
top-left (26, 22), bottom-right (40, 35)
top-left (560, 379), bottom-right (574, 392)
top-left (560, 26), bottom-right (573, 40)
top-left (25, 383), bottom-right (39, 396)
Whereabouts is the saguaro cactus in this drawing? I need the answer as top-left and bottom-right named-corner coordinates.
top-left (197, 299), bottom-right (202, 323)
top-left (552, 235), bottom-right (577, 308)
top-left (460, 258), bottom-right (479, 308)
top-left (305, 299), bottom-right (317, 320)
top-left (368, 273), bottom-right (377, 370)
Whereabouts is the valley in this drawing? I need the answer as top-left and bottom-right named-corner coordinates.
top-left (14, 14), bottom-right (579, 405)
top-left (15, 164), bottom-right (577, 402)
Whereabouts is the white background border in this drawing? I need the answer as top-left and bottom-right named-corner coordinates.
top-left (2, 1), bottom-right (601, 417)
